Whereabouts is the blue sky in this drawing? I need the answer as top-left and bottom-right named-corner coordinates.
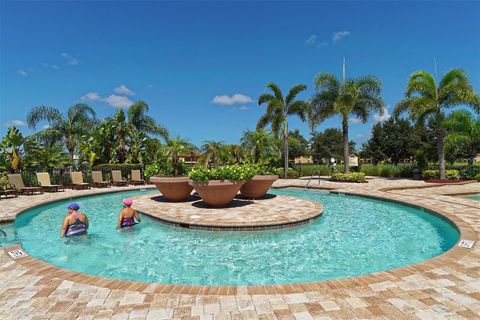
top-left (1, 1), bottom-right (479, 148)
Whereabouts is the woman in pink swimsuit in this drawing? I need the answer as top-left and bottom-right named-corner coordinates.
top-left (117, 198), bottom-right (141, 228)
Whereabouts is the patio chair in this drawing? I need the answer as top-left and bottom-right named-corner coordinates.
top-left (92, 171), bottom-right (110, 188)
top-left (7, 174), bottom-right (43, 195)
top-left (130, 170), bottom-right (145, 185)
top-left (36, 172), bottom-right (64, 192)
top-left (70, 172), bottom-right (90, 189)
top-left (112, 170), bottom-right (128, 186)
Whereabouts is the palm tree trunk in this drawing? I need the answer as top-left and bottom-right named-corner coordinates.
top-left (342, 116), bottom-right (350, 174)
top-left (284, 123), bottom-right (289, 179)
top-left (437, 131), bottom-right (445, 180)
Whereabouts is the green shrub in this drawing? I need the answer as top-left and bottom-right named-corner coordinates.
top-left (445, 170), bottom-right (460, 180)
top-left (144, 164), bottom-right (160, 179)
top-left (360, 164), bottom-right (381, 176)
top-left (398, 165), bottom-right (414, 178)
top-left (0, 172), bottom-right (10, 190)
top-left (275, 167), bottom-right (300, 179)
top-left (474, 173), bottom-right (480, 181)
top-left (380, 165), bottom-right (397, 177)
top-left (422, 170), bottom-right (439, 180)
top-left (189, 164), bottom-right (256, 182)
top-left (294, 164), bottom-right (331, 176)
top-left (331, 172), bottom-right (366, 183)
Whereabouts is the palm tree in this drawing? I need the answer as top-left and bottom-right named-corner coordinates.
top-left (27, 103), bottom-right (96, 161)
top-left (110, 109), bottom-right (130, 163)
top-left (257, 83), bottom-right (308, 177)
top-left (226, 144), bottom-right (246, 164)
top-left (394, 69), bottom-right (480, 179)
top-left (309, 73), bottom-right (384, 173)
top-left (442, 110), bottom-right (480, 166)
top-left (240, 129), bottom-right (279, 163)
top-left (164, 136), bottom-right (197, 176)
top-left (0, 127), bottom-right (26, 172)
top-left (199, 141), bottom-right (229, 167)
top-left (128, 101), bottom-right (169, 140)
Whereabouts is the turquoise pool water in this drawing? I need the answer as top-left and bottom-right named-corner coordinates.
top-left (466, 195), bottom-right (480, 200)
top-left (1, 188), bottom-right (459, 285)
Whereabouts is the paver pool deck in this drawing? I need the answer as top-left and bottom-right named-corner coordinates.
top-left (0, 177), bottom-right (479, 319)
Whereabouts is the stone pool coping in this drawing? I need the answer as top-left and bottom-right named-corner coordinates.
top-left (1, 183), bottom-right (476, 296)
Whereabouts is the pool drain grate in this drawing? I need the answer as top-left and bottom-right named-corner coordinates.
top-left (8, 249), bottom-right (28, 260)
top-left (458, 239), bottom-right (475, 249)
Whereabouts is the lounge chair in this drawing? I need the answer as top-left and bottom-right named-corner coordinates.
top-left (7, 174), bottom-right (43, 195)
top-left (36, 172), bottom-right (64, 192)
top-left (70, 172), bottom-right (90, 189)
top-left (112, 170), bottom-right (128, 186)
top-left (0, 186), bottom-right (18, 199)
top-left (92, 171), bottom-right (110, 188)
top-left (130, 170), bottom-right (145, 185)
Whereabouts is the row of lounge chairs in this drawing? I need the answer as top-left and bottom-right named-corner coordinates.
top-left (4, 170), bottom-right (145, 196)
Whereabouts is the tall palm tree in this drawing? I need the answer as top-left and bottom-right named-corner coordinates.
top-left (199, 141), bottom-right (229, 167)
top-left (226, 144), bottom-right (246, 164)
top-left (442, 110), bottom-right (480, 166)
top-left (127, 101), bottom-right (169, 140)
top-left (240, 129), bottom-right (279, 163)
top-left (309, 73), bottom-right (384, 173)
top-left (394, 69), bottom-right (479, 179)
top-left (257, 83), bottom-right (308, 177)
top-left (27, 103), bottom-right (96, 161)
top-left (164, 136), bottom-right (197, 176)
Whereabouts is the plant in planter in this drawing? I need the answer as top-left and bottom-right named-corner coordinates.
top-left (149, 137), bottom-right (198, 201)
top-left (240, 164), bottom-right (278, 199)
top-left (189, 164), bottom-right (255, 206)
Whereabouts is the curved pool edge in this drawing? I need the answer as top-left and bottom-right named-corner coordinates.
top-left (1, 184), bottom-right (476, 295)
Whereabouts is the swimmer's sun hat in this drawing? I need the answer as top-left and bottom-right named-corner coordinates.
top-left (123, 198), bottom-right (133, 206)
top-left (67, 203), bottom-right (80, 210)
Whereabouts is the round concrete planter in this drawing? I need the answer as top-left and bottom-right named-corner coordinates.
top-left (150, 176), bottom-right (193, 201)
top-left (190, 180), bottom-right (245, 207)
top-left (240, 175), bottom-right (278, 199)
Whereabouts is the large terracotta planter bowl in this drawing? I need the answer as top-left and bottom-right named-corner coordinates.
top-left (240, 175), bottom-right (278, 199)
top-left (190, 180), bottom-right (245, 207)
top-left (150, 176), bottom-right (193, 201)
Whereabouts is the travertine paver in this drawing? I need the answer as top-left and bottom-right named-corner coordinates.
top-left (130, 194), bottom-right (323, 230)
top-left (0, 178), bottom-right (479, 319)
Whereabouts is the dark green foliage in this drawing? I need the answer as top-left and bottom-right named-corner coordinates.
top-left (310, 128), bottom-right (355, 163)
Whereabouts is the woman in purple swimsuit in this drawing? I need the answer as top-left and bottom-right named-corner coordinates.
top-left (117, 198), bottom-right (141, 228)
top-left (60, 203), bottom-right (89, 237)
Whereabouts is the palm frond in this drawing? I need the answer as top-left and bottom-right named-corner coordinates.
top-left (27, 106), bottom-right (63, 129)
top-left (265, 83), bottom-right (283, 101)
top-left (285, 84), bottom-right (307, 106)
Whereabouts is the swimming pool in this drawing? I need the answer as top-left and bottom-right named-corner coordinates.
top-left (465, 194), bottom-right (480, 201)
top-left (3, 188), bottom-right (459, 286)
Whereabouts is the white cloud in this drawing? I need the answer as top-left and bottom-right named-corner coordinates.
top-left (349, 117), bottom-right (363, 124)
top-left (356, 134), bottom-right (364, 138)
top-left (212, 94), bottom-right (253, 105)
top-left (373, 106), bottom-right (391, 123)
top-left (333, 31), bottom-right (351, 43)
top-left (61, 52), bottom-right (80, 65)
top-left (42, 124), bottom-right (51, 129)
top-left (305, 34), bottom-right (317, 45)
top-left (18, 70), bottom-right (28, 76)
top-left (103, 95), bottom-right (133, 108)
top-left (5, 120), bottom-right (26, 127)
top-left (114, 84), bottom-right (135, 96)
top-left (238, 106), bottom-right (250, 111)
top-left (52, 65), bottom-right (60, 69)
top-left (81, 92), bottom-right (102, 101)
top-left (317, 41), bottom-right (328, 48)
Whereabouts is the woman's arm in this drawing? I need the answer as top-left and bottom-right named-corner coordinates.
top-left (134, 210), bottom-right (141, 223)
top-left (85, 215), bottom-right (89, 229)
top-left (60, 216), bottom-right (69, 237)
top-left (117, 210), bottom-right (124, 227)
